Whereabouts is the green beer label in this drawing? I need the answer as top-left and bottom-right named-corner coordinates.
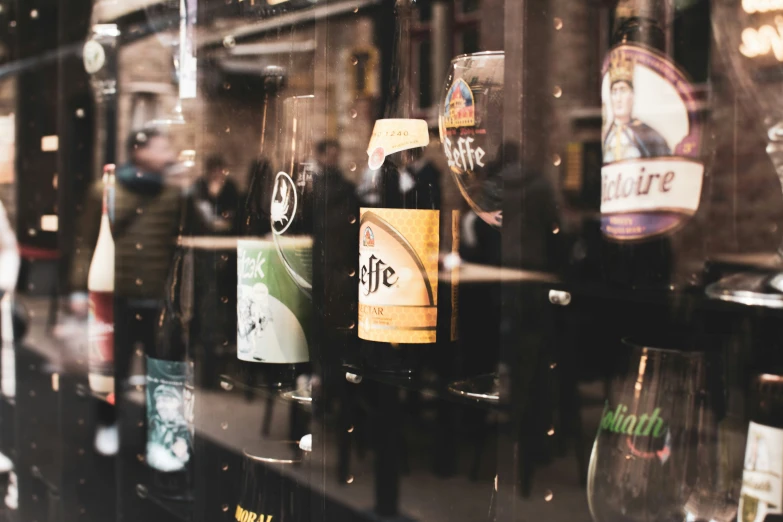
top-left (146, 357), bottom-right (192, 472)
top-left (237, 239), bottom-right (310, 364)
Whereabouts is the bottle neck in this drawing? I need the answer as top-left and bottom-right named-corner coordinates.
top-left (613, 0), bottom-right (667, 50)
top-left (386, 0), bottom-right (414, 120)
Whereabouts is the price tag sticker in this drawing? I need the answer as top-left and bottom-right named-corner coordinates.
top-left (367, 119), bottom-right (429, 170)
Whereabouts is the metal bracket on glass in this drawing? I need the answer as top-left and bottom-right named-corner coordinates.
top-left (548, 290), bottom-right (571, 306)
top-left (345, 372), bottom-right (362, 384)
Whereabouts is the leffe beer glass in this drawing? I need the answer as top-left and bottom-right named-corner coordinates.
top-left (708, 0), bottom-right (783, 306)
top-left (586, 338), bottom-right (739, 522)
top-left (439, 52), bottom-right (504, 402)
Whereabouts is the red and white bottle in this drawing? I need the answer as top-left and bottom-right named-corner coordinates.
top-left (87, 164), bottom-right (115, 396)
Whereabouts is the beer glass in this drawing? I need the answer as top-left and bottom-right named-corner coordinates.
top-left (235, 442), bottom-right (307, 522)
top-left (438, 51), bottom-right (504, 228)
top-left (440, 52), bottom-right (504, 403)
top-left (708, 0), bottom-right (783, 306)
top-left (587, 338), bottom-right (738, 522)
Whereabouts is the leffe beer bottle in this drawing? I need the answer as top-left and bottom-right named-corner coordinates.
top-left (87, 165), bottom-right (115, 397)
top-left (739, 373), bottom-right (783, 522)
top-left (600, 0), bottom-right (709, 290)
top-left (358, 0), bottom-right (457, 374)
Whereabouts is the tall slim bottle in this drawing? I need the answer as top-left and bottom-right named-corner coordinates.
top-left (600, 0), bottom-right (709, 289)
top-left (87, 164), bottom-right (115, 396)
top-left (739, 373), bottom-right (783, 522)
top-left (358, 0), bottom-right (456, 374)
top-left (145, 236), bottom-right (194, 500)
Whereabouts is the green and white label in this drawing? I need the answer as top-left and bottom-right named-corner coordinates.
top-left (740, 422), bottom-right (783, 522)
top-left (237, 239), bottom-right (310, 364)
top-left (146, 357), bottom-right (192, 472)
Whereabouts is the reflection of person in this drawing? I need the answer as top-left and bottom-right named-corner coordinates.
top-left (70, 127), bottom-right (185, 456)
top-left (147, 384), bottom-right (190, 471)
top-left (191, 154), bottom-right (240, 236)
top-left (603, 54), bottom-right (671, 163)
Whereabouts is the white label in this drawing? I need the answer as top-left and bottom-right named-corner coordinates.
top-left (740, 422), bottom-right (783, 522)
top-left (600, 158), bottom-right (704, 215)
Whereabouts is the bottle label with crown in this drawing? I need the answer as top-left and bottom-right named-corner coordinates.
top-left (145, 357), bottom-right (192, 472)
top-left (358, 208), bottom-right (439, 344)
top-left (236, 240), bottom-right (310, 364)
top-left (601, 45), bottom-right (704, 241)
top-left (739, 421), bottom-right (783, 522)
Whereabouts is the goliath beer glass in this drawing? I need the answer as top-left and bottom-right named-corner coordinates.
top-left (587, 339), bottom-right (738, 522)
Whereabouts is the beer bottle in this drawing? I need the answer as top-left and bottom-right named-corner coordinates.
top-left (358, 0), bottom-right (457, 374)
top-left (87, 165), bottom-right (115, 397)
top-left (600, 0), bottom-right (709, 289)
top-left (236, 69), bottom-right (310, 389)
top-left (145, 201), bottom-right (194, 500)
top-left (739, 373), bottom-right (783, 522)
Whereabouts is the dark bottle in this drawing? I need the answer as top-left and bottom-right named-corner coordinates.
top-left (145, 216), bottom-right (194, 500)
top-left (739, 373), bottom-right (783, 522)
top-left (236, 69), bottom-right (310, 389)
top-left (358, 0), bottom-right (456, 374)
top-left (600, 0), bottom-right (709, 290)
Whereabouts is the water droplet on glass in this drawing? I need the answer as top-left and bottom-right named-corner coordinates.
top-left (346, 372), bottom-right (362, 384)
top-left (28, 228), bottom-right (36, 236)
top-left (77, 448), bottom-right (85, 456)
top-left (550, 362), bottom-right (557, 370)
top-left (348, 215), bottom-right (357, 224)
top-left (77, 418), bottom-right (84, 425)
top-left (221, 254), bottom-right (228, 261)
top-left (544, 490), bottom-right (554, 502)
top-left (222, 505), bottom-right (230, 512)
top-left (76, 384), bottom-right (87, 397)
top-left (349, 109), bottom-right (358, 119)
top-left (348, 269), bottom-right (356, 277)
top-left (78, 478), bottom-right (85, 485)
top-left (220, 377), bottom-right (234, 391)
top-left (552, 154), bottom-right (562, 166)
top-left (547, 427), bottom-right (555, 436)
top-left (75, 108), bottom-right (85, 118)
top-left (138, 421), bottom-right (144, 428)
top-left (135, 243), bottom-right (143, 250)
top-left (353, 7), bottom-right (359, 12)
top-left (552, 86), bottom-right (562, 98)
top-left (553, 17), bottom-right (563, 30)
top-left (135, 314), bottom-right (142, 321)
top-left (136, 454), bottom-right (145, 462)
top-left (347, 425), bottom-right (354, 433)
top-left (29, 9), bottom-right (38, 18)
top-left (136, 207), bottom-right (143, 214)
top-left (346, 475), bottom-right (355, 484)
top-left (9, 21), bottom-right (16, 28)
top-left (221, 421), bottom-right (229, 430)
top-left (30, 442), bottom-right (36, 449)
top-left (351, 57), bottom-right (358, 65)
top-left (135, 484), bottom-right (148, 498)
top-left (136, 348), bottom-right (143, 356)
top-left (223, 83), bottom-right (231, 91)
top-left (29, 390), bottom-right (35, 397)
top-left (552, 225), bottom-right (560, 234)
top-left (225, 127), bottom-right (231, 133)
top-left (223, 35), bottom-right (236, 48)
top-left (349, 162), bottom-right (357, 172)
top-left (221, 296), bottom-right (229, 304)
top-left (222, 463), bottom-right (229, 471)
top-left (135, 278), bottom-right (143, 286)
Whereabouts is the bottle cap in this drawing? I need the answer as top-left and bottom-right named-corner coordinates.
top-left (103, 164), bottom-right (115, 174)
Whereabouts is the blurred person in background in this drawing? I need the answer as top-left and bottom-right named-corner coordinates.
top-left (189, 154), bottom-right (242, 389)
top-left (70, 127), bottom-right (184, 456)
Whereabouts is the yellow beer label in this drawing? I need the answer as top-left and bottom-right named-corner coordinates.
top-left (367, 119), bottom-right (430, 170)
top-left (235, 505), bottom-right (273, 522)
top-left (358, 208), bottom-right (439, 344)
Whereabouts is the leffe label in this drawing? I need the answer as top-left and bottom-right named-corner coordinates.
top-left (739, 422), bottom-right (783, 522)
top-left (87, 291), bottom-right (113, 378)
top-left (236, 240), bottom-right (310, 364)
top-left (358, 208), bottom-right (439, 344)
top-left (146, 357), bottom-right (192, 473)
top-left (367, 119), bottom-right (430, 170)
top-left (601, 44), bottom-right (704, 241)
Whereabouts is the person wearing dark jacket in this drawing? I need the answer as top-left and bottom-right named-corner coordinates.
top-left (70, 127), bottom-right (183, 456)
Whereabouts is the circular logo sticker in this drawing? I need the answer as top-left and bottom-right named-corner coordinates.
top-left (368, 146), bottom-right (385, 170)
top-left (271, 171), bottom-right (297, 235)
top-left (83, 39), bottom-right (106, 75)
